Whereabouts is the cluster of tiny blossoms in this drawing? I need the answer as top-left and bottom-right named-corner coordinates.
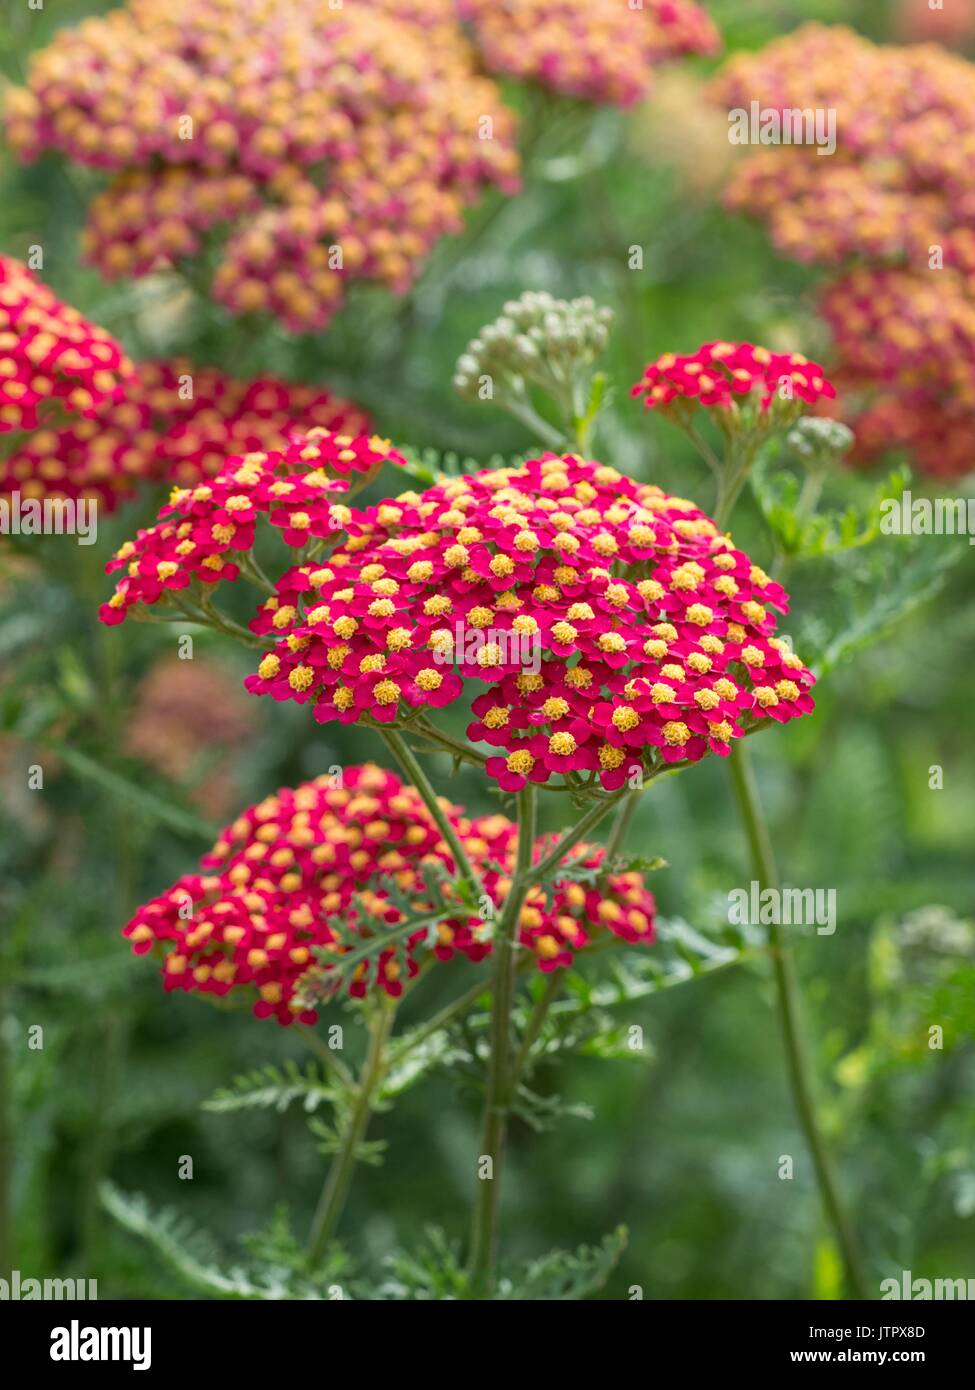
top-left (122, 764), bottom-right (657, 1024)
top-left (631, 340), bottom-right (836, 413)
top-left (458, 0), bottom-right (719, 107)
top-left (123, 360), bottom-right (371, 489)
top-left (6, 352), bottom-right (372, 507)
top-left (713, 25), bottom-right (975, 476)
top-left (99, 430), bottom-right (405, 624)
top-left (5, 0), bottom-right (520, 333)
top-left (0, 255), bottom-right (135, 500)
top-left (242, 454), bottom-right (815, 794)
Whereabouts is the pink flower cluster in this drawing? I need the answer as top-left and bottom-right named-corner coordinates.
top-left (241, 454), bottom-right (815, 792)
top-left (458, 0), bottom-right (719, 108)
top-left (0, 254), bottom-right (133, 436)
top-left (122, 763), bottom-right (657, 1024)
top-left (5, 0), bottom-right (520, 333)
top-left (100, 429), bottom-right (404, 624)
top-left (631, 340), bottom-right (835, 412)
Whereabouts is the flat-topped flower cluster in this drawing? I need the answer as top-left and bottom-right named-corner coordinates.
top-left (100, 429), bottom-right (403, 622)
top-left (0, 257), bottom-right (372, 507)
top-left (714, 24), bottom-right (975, 477)
top-left (5, 0), bottom-right (520, 332)
top-left (0, 254), bottom-right (134, 436)
top-left (238, 454), bottom-right (815, 791)
top-left (458, 0), bottom-right (719, 108)
top-left (631, 340), bottom-right (835, 412)
top-left (122, 763), bottom-right (657, 1024)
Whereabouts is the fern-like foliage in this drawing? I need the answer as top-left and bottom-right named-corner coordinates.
top-left (499, 1226), bottom-right (628, 1300)
top-left (295, 861), bottom-right (471, 1008)
top-left (203, 1059), bottom-right (337, 1115)
top-left (375, 1225), bottom-right (627, 1300)
top-left (101, 1184), bottom-right (351, 1299)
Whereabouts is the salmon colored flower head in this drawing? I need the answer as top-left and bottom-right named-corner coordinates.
top-left (459, 0), bottom-right (719, 108)
top-left (712, 24), bottom-right (975, 475)
top-left (243, 454), bottom-right (816, 793)
top-left (121, 763), bottom-right (657, 1023)
top-left (5, 0), bottom-right (520, 333)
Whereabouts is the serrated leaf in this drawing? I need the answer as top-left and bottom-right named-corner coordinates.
top-left (203, 1059), bottom-right (337, 1115)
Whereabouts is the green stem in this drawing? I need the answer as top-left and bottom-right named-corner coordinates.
top-left (523, 793), bottom-right (622, 889)
top-left (713, 445), bottom-right (756, 531)
top-left (772, 467), bottom-right (826, 585)
top-left (467, 785), bottom-right (536, 1297)
top-left (728, 744), bottom-right (868, 1299)
top-left (510, 971), bottom-right (564, 1082)
top-left (504, 396), bottom-right (569, 451)
top-left (306, 997), bottom-right (395, 1264)
top-left (602, 788), bottom-right (639, 867)
top-left (380, 729), bottom-right (483, 893)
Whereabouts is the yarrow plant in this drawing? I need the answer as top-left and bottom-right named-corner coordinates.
top-left (99, 290), bottom-right (876, 1300)
top-left (5, 0), bottom-right (520, 332)
top-left (243, 454), bottom-right (817, 791)
top-left (124, 762), bottom-right (656, 1025)
top-left (0, 257), bottom-right (373, 508)
top-left (632, 339), bottom-right (836, 524)
top-left (713, 24), bottom-right (975, 479)
top-left (0, 254), bottom-right (137, 505)
top-left (458, 0), bottom-right (719, 108)
top-left (99, 427), bottom-right (403, 625)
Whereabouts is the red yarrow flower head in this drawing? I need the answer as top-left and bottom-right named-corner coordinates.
top-left (99, 429), bottom-right (404, 624)
top-left (121, 763), bottom-right (657, 1023)
top-left (0, 255), bottom-right (137, 505)
top-left (631, 341), bottom-right (836, 415)
top-left (243, 454), bottom-right (817, 795)
top-left (6, 351), bottom-right (374, 511)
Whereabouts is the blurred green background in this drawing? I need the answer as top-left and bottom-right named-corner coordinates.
top-left (1, 0), bottom-right (973, 1299)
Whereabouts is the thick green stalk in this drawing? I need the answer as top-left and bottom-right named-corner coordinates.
top-left (728, 745), bottom-right (868, 1299)
top-left (380, 729), bottom-right (482, 892)
top-left (307, 997), bottom-right (395, 1263)
top-left (467, 785), bottom-right (536, 1297)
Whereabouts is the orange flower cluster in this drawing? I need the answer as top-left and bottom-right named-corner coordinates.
top-left (122, 763), bottom-right (657, 1024)
top-left (459, 0), bottom-right (719, 107)
top-left (5, 0), bottom-right (520, 332)
top-left (713, 24), bottom-right (975, 476)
